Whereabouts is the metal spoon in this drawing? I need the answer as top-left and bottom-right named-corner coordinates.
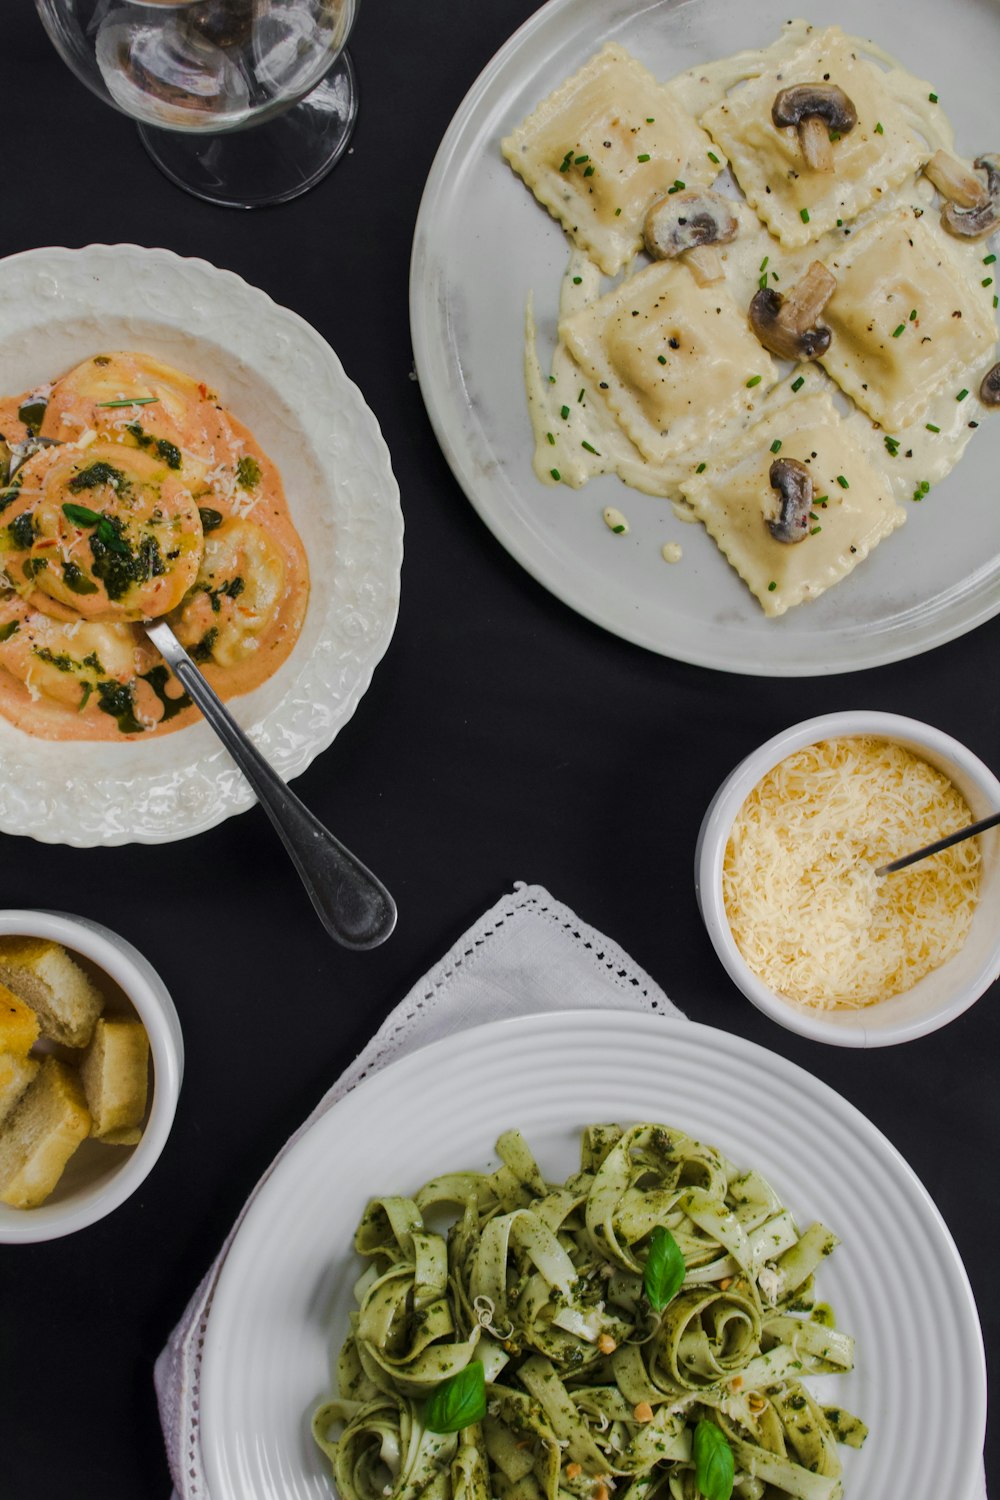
top-left (876, 809), bottom-right (1000, 876)
top-left (144, 620), bottom-right (396, 948)
top-left (7, 437), bottom-right (397, 948)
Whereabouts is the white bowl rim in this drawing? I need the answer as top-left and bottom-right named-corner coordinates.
top-left (695, 710), bottom-right (1000, 1048)
top-left (0, 909), bottom-right (183, 1242)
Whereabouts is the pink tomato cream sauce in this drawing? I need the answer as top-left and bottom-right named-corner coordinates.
top-left (0, 352), bottom-right (309, 740)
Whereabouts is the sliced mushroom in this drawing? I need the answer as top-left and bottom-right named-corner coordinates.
top-left (772, 84), bottom-right (858, 173)
top-left (644, 190), bottom-right (739, 287)
top-left (923, 150), bottom-right (989, 208)
top-left (749, 261), bottom-right (838, 361)
top-left (980, 362), bottom-right (1000, 407)
top-left (940, 155), bottom-right (1000, 239)
top-left (767, 458), bottom-right (813, 543)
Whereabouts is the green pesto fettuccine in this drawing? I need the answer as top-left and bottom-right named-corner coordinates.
top-left (313, 1123), bottom-right (866, 1500)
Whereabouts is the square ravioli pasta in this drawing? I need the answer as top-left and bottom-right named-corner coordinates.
top-left (559, 258), bottom-right (776, 466)
top-left (502, 44), bottom-right (721, 277)
top-left (679, 389), bottom-right (906, 616)
top-left (700, 25), bottom-right (926, 248)
top-left (818, 208), bottom-right (998, 429)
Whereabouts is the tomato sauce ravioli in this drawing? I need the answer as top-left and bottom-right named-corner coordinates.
top-left (0, 352), bottom-right (308, 740)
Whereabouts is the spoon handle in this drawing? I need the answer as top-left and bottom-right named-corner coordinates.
top-left (144, 620), bottom-right (396, 950)
top-left (876, 808), bottom-right (1000, 876)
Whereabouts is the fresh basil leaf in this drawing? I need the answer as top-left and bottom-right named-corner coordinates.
top-left (423, 1362), bottom-right (485, 1434)
top-left (643, 1224), bottom-right (685, 1312)
top-left (693, 1419), bottom-right (734, 1500)
top-left (62, 502), bottom-right (102, 527)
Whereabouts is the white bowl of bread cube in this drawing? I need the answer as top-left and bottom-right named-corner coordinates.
top-left (0, 909), bottom-right (182, 1241)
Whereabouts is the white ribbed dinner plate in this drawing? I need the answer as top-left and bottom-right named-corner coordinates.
top-left (200, 1011), bottom-right (986, 1500)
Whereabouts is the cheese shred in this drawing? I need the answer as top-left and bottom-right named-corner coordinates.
top-left (723, 737), bottom-right (981, 1009)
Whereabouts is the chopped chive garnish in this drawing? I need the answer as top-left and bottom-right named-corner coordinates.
top-left (836, 218), bottom-right (843, 226)
top-left (810, 525), bottom-right (822, 534)
top-left (746, 374), bottom-right (763, 387)
top-left (546, 432), bottom-right (555, 445)
top-left (957, 388), bottom-right (969, 401)
top-left (572, 276), bottom-right (582, 284)
top-left (696, 462), bottom-right (706, 474)
top-left (874, 121), bottom-right (884, 134)
top-left (983, 277), bottom-right (994, 287)
top-left (548, 375), bottom-right (556, 383)
top-left (574, 154), bottom-right (589, 164)
top-left (828, 129), bottom-right (841, 143)
top-left (657, 354), bottom-right (667, 364)
top-left (646, 117), bottom-right (655, 123)
top-left (758, 274), bottom-right (768, 289)
top-left (582, 441), bottom-right (600, 455)
top-left (707, 151), bottom-right (720, 164)
top-left (892, 324), bottom-right (905, 337)
top-left (909, 308), bottom-right (918, 320)
top-left (560, 405), bottom-right (570, 419)
top-left (985, 254), bottom-right (997, 265)
top-left (550, 468), bottom-right (561, 481)
top-left (584, 165), bottom-right (595, 176)
top-left (577, 389), bottom-right (585, 403)
top-left (95, 396), bottom-right (159, 408)
top-left (770, 439), bottom-right (782, 453)
top-left (836, 474), bottom-right (849, 488)
top-left (994, 295), bottom-right (998, 308)
top-left (884, 435), bottom-right (900, 456)
top-left (929, 92), bottom-right (938, 102)
top-left (925, 423), bottom-right (940, 433)
top-left (799, 207), bottom-right (810, 223)
top-left (767, 581), bottom-right (777, 591)
top-left (913, 479), bottom-right (930, 501)
top-left (637, 153), bottom-right (651, 162)
top-left (614, 207), bottom-right (622, 216)
top-left (791, 376), bottom-right (805, 392)
top-left (612, 524), bottom-right (625, 534)
top-left (815, 496), bottom-right (828, 506)
top-left (759, 256), bottom-right (769, 272)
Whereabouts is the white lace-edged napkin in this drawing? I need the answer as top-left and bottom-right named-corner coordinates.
top-left (154, 880), bottom-right (987, 1500)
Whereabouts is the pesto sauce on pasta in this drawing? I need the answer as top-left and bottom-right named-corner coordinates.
top-left (313, 1124), bottom-right (866, 1500)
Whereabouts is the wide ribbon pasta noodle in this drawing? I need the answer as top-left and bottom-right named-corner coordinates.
top-left (313, 1124), bottom-right (866, 1500)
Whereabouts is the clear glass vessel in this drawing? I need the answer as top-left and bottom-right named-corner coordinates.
top-left (34, 0), bottom-right (359, 207)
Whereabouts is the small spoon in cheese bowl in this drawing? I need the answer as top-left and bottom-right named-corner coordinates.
top-left (3, 437), bottom-right (397, 950)
top-left (875, 809), bottom-right (1000, 876)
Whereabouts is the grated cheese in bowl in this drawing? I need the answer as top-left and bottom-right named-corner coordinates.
top-left (722, 737), bottom-right (981, 1010)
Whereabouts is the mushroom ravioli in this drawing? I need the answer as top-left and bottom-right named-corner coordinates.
top-left (0, 352), bottom-right (308, 738)
top-left (507, 21), bottom-right (1000, 617)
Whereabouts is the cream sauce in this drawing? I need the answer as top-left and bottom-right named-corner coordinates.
top-left (520, 21), bottom-right (998, 606)
top-left (0, 353), bottom-right (309, 740)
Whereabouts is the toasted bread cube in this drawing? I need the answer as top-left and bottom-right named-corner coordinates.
top-left (0, 937), bottom-right (104, 1048)
top-left (0, 981), bottom-right (40, 1056)
top-left (0, 1057), bottom-right (91, 1207)
top-left (79, 1016), bottom-right (149, 1142)
top-left (0, 1053), bottom-right (41, 1129)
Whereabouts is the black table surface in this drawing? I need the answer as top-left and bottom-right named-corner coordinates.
top-left (3, 3), bottom-right (997, 1494)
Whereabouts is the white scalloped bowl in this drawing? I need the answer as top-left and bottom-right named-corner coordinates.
top-left (695, 711), bottom-right (1000, 1047)
top-left (0, 244), bottom-right (403, 846)
top-left (0, 910), bottom-right (183, 1242)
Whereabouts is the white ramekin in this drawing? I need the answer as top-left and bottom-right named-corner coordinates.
top-left (0, 910), bottom-right (182, 1241)
top-left (695, 711), bottom-right (1000, 1047)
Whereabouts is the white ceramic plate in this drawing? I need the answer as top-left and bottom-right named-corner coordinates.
top-left (0, 244), bottom-right (403, 845)
top-left (200, 1010), bottom-right (986, 1500)
top-left (410, 0), bottom-right (1000, 674)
